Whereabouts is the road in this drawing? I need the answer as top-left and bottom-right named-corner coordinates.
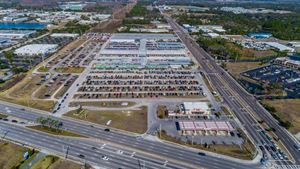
top-left (0, 121), bottom-right (190, 169)
top-left (0, 102), bottom-right (261, 169)
top-left (163, 15), bottom-right (300, 166)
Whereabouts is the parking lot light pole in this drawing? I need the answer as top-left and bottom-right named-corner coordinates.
top-left (192, 135), bottom-right (194, 146)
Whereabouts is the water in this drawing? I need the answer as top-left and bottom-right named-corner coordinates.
top-left (0, 22), bottom-right (46, 30)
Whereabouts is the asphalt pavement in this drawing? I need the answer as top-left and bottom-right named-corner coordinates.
top-left (163, 15), bottom-right (300, 166)
top-left (0, 102), bottom-right (261, 169)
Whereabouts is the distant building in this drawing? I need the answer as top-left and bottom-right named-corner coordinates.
top-left (247, 32), bottom-right (272, 39)
top-left (50, 33), bottom-right (79, 38)
top-left (15, 44), bottom-right (58, 56)
top-left (0, 30), bottom-right (36, 39)
top-left (263, 42), bottom-right (295, 53)
top-left (59, 2), bottom-right (87, 11)
top-left (274, 55), bottom-right (300, 70)
top-left (207, 33), bottom-right (220, 38)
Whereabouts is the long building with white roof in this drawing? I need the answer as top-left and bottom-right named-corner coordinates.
top-left (15, 44), bottom-right (58, 56)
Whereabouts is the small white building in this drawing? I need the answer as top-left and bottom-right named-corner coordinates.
top-left (207, 33), bottom-right (220, 38)
top-left (169, 102), bottom-right (211, 118)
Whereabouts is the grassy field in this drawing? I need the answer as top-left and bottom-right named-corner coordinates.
top-left (0, 74), bottom-right (26, 92)
top-left (202, 74), bottom-right (214, 92)
top-left (65, 106), bottom-right (148, 134)
top-left (226, 42), bottom-right (277, 60)
top-left (54, 86), bottom-right (69, 99)
top-left (55, 67), bottom-right (85, 73)
top-left (221, 106), bottom-right (233, 116)
top-left (0, 73), bottom-right (55, 111)
top-left (27, 125), bottom-right (84, 137)
top-left (69, 101), bottom-right (136, 108)
top-left (31, 155), bottom-right (59, 169)
top-left (157, 105), bottom-right (168, 119)
top-left (49, 159), bottom-right (83, 169)
top-left (37, 67), bottom-right (50, 72)
top-left (226, 62), bottom-right (265, 77)
top-left (262, 99), bottom-right (300, 134)
top-left (0, 141), bottom-right (27, 169)
top-left (159, 130), bottom-right (255, 160)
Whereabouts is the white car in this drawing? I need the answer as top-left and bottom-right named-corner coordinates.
top-left (102, 155), bottom-right (109, 161)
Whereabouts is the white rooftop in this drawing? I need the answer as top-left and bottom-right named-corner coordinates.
top-left (50, 33), bottom-right (79, 38)
top-left (263, 42), bottom-right (295, 52)
top-left (183, 102), bottom-right (209, 110)
top-left (15, 44), bottom-right (58, 56)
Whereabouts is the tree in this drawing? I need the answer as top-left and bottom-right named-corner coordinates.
top-left (80, 15), bottom-right (89, 20)
top-left (3, 50), bottom-right (15, 64)
top-left (220, 62), bottom-right (227, 70)
top-left (36, 117), bottom-right (47, 127)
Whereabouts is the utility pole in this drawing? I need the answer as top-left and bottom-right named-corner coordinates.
top-left (159, 124), bottom-right (162, 138)
top-left (64, 145), bottom-right (70, 159)
top-left (192, 134), bottom-right (194, 146)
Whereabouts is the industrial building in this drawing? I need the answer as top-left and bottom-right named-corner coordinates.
top-left (14, 44), bottom-right (58, 56)
top-left (274, 55), bottom-right (300, 70)
top-left (263, 42), bottom-right (295, 52)
top-left (59, 2), bottom-right (87, 11)
top-left (0, 30), bottom-right (36, 39)
top-left (50, 33), bottom-right (79, 38)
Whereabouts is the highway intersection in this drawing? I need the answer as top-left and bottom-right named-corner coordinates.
top-left (0, 102), bottom-right (261, 169)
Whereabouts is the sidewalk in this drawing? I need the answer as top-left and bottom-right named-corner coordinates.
top-left (21, 152), bottom-right (46, 169)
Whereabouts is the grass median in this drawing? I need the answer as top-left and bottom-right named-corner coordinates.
top-left (55, 67), bottom-right (85, 73)
top-left (27, 125), bottom-right (85, 137)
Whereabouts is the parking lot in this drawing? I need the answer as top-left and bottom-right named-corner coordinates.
top-left (44, 33), bottom-right (111, 72)
top-left (74, 69), bottom-right (205, 99)
top-left (242, 64), bottom-right (300, 98)
top-left (35, 74), bottom-right (78, 99)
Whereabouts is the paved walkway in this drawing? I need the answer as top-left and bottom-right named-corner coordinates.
top-left (21, 152), bottom-right (46, 169)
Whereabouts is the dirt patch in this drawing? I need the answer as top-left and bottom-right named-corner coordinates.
top-left (50, 159), bottom-right (83, 169)
top-left (0, 141), bottom-right (27, 169)
top-left (227, 62), bottom-right (266, 78)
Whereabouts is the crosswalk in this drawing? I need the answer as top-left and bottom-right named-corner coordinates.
top-left (265, 163), bottom-right (300, 169)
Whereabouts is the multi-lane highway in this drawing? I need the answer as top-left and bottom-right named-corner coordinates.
top-left (163, 15), bottom-right (300, 166)
top-left (0, 102), bottom-right (261, 169)
top-left (0, 121), bottom-right (190, 169)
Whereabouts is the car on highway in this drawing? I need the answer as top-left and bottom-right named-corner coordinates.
top-left (198, 152), bottom-right (206, 156)
top-left (104, 128), bottom-right (110, 132)
top-left (294, 144), bottom-right (300, 151)
top-left (78, 154), bottom-right (85, 158)
top-left (102, 155), bottom-right (109, 161)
